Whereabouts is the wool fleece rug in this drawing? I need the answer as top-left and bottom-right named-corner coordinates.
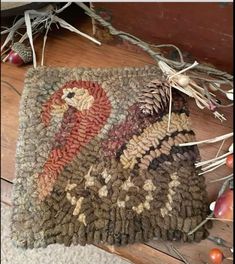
top-left (1, 203), bottom-right (129, 264)
top-left (11, 66), bottom-right (209, 248)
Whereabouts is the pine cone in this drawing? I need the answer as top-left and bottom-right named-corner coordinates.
top-left (138, 80), bottom-right (170, 115)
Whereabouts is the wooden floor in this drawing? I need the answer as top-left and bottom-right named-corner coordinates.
top-left (1, 15), bottom-right (233, 264)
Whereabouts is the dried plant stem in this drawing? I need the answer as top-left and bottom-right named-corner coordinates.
top-left (196, 152), bottom-right (231, 167)
top-left (213, 111), bottom-right (226, 122)
top-left (218, 177), bottom-right (232, 197)
top-left (201, 158), bottom-right (226, 171)
top-left (215, 139), bottom-right (226, 158)
top-left (179, 132), bottom-right (233, 147)
top-left (198, 161), bottom-right (226, 175)
top-left (167, 85), bottom-right (172, 132)
top-left (1, 3), bottom-right (101, 66)
top-left (41, 18), bottom-right (53, 66)
top-left (1, 45), bottom-right (11, 55)
top-left (1, 17), bottom-right (25, 51)
top-left (24, 11), bottom-right (37, 68)
top-left (188, 74), bottom-right (230, 84)
top-left (53, 16), bottom-right (101, 45)
top-left (150, 43), bottom-right (184, 64)
top-left (171, 245), bottom-right (191, 264)
top-left (190, 80), bottom-right (212, 93)
top-left (207, 236), bottom-right (232, 248)
top-left (89, 2), bottom-right (97, 36)
top-left (169, 61), bottom-right (199, 80)
top-left (54, 2), bottom-right (71, 13)
top-left (188, 212), bottom-right (213, 236)
top-left (76, 2), bottom-right (233, 82)
top-left (1, 47), bottom-right (11, 62)
top-left (158, 61), bottom-right (227, 121)
top-left (171, 83), bottom-right (192, 97)
top-left (206, 217), bottom-right (233, 222)
top-left (188, 176), bottom-right (232, 235)
top-left (210, 174), bottom-right (233, 183)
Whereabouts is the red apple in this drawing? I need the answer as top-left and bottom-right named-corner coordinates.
top-left (214, 189), bottom-right (233, 220)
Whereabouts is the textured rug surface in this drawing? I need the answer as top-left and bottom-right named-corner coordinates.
top-left (11, 66), bottom-right (209, 249)
top-left (1, 203), bottom-right (129, 264)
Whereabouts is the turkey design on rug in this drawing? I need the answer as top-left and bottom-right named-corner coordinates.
top-left (11, 66), bottom-right (210, 249)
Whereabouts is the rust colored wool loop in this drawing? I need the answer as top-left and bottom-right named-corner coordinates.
top-left (12, 66), bottom-right (210, 249)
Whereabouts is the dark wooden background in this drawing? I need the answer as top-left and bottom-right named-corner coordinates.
top-left (93, 2), bottom-right (233, 73)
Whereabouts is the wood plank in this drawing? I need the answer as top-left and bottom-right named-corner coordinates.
top-left (98, 243), bottom-right (183, 264)
top-left (1, 80), bottom-right (20, 182)
top-left (1, 66), bottom-right (25, 94)
top-left (1, 179), bottom-right (13, 206)
top-left (147, 221), bottom-right (233, 264)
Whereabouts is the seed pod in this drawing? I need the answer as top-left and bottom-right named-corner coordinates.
top-left (8, 42), bottom-right (33, 66)
top-left (138, 80), bottom-right (170, 115)
top-left (226, 89), bottom-right (233, 101)
top-left (176, 75), bottom-right (190, 87)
